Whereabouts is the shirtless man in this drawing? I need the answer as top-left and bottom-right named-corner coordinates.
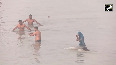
top-left (12, 20), bottom-right (31, 31)
top-left (23, 14), bottom-right (43, 27)
top-left (29, 27), bottom-right (41, 51)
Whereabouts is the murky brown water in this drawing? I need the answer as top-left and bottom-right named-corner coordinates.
top-left (0, 0), bottom-right (116, 65)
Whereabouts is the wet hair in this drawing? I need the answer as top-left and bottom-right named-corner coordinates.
top-left (29, 14), bottom-right (32, 16)
top-left (34, 27), bottom-right (38, 30)
top-left (18, 20), bottom-right (22, 22)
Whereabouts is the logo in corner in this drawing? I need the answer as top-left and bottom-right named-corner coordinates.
top-left (105, 4), bottom-right (113, 11)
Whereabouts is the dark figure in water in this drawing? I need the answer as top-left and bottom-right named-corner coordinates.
top-left (76, 32), bottom-right (89, 51)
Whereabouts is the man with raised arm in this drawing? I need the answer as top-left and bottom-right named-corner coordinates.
top-left (23, 14), bottom-right (43, 27)
top-left (29, 27), bottom-right (41, 53)
top-left (12, 20), bottom-right (31, 31)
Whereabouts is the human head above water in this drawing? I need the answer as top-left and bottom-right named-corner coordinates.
top-left (34, 26), bottom-right (38, 30)
top-left (18, 20), bottom-right (23, 25)
top-left (29, 14), bottom-right (32, 19)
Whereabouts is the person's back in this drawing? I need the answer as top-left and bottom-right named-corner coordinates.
top-left (78, 32), bottom-right (84, 39)
top-left (35, 30), bottom-right (41, 41)
top-left (78, 32), bottom-right (85, 46)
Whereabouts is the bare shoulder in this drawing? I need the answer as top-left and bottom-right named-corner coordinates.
top-left (33, 19), bottom-right (36, 21)
top-left (38, 30), bottom-right (41, 32)
top-left (26, 18), bottom-right (29, 20)
top-left (37, 30), bottom-right (41, 34)
top-left (33, 19), bottom-right (36, 20)
top-left (23, 24), bottom-right (26, 26)
top-left (17, 24), bottom-right (20, 26)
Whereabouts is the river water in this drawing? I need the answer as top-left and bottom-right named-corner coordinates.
top-left (0, 0), bottom-right (116, 65)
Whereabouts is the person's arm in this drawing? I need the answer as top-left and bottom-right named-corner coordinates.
top-left (12, 26), bottom-right (18, 31)
top-left (24, 24), bottom-right (31, 31)
top-left (23, 19), bottom-right (27, 23)
top-left (76, 35), bottom-right (79, 41)
top-left (29, 32), bottom-right (35, 36)
top-left (34, 19), bottom-right (43, 26)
